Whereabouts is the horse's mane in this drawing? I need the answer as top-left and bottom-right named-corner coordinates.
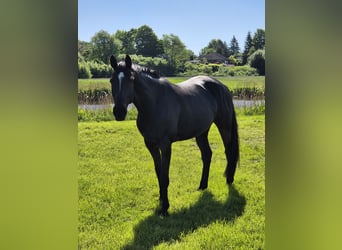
top-left (132, 64), bottom-right (161, 79)
top-left (117, 60), bottom-right (161, 79)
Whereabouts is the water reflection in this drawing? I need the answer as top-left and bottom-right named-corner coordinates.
top-left (78, 100), bottom-right (264, 110)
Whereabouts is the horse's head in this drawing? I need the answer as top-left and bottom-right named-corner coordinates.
top-left (110, 55), bottom-right (135, 121)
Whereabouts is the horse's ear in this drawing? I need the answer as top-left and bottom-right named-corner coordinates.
top-left (125, 55), bottom-right (132, 69)
top-left (110, 55), bottom-right (118, 71)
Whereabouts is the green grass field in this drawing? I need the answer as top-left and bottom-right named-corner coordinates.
top-left (78, 76), bottom-right (265, 91)
top-left (78, 114), bottom-right (265, 249)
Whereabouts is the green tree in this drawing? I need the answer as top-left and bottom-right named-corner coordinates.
top-left (114, 29), bottom-right (137, 55)
top-left (200, 46), bottom-right (215, 56)
top-left (135, 25), bottom-right (163, 57)
top-left (89, 30), bottom-right (121, 64)
top-left (200, 39), bottom-right (229, 57)
top-left (162, 34), bottom-right (188, 72)
top-left (78, 40), bottom-right (92, 61)
top-left (252, 29), bottom-right (265, 50)
top-left (242, 31), bottom-right (253, 65)
top-left (187, 49), bottom-right (196, 61)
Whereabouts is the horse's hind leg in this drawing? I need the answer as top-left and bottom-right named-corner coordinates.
top-left (196, 130), bottom-right (212, 190)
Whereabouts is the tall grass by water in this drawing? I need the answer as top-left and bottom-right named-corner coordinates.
top-left (78, 76), bottom-right (265, 104)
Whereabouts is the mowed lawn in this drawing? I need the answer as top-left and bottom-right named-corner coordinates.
top-left (78, 76), bottom-right (265, 91)
top-left (78, 114), bottom-right (265, 249)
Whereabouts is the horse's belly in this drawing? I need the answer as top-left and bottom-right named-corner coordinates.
top-left (175, 129), bottom-right (210, 141)
top-left (175, 114), bottom-right (214, 141)
top-left (174, 98), bottom-right (215, 140)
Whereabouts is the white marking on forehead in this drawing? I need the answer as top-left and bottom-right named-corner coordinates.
top-left (118, 72), bottom-right (124, 92)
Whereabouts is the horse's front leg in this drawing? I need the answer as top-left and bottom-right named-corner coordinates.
top-left (159, 140), bottom-right (172, 216)
top-left (144, 139), bottom-right (161, 186)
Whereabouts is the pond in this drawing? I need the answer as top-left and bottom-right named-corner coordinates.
top-left (78, 100), bottom-right (265, 110)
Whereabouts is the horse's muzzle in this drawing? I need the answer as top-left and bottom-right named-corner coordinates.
top-left (113, 104), bottom-right (127, 121)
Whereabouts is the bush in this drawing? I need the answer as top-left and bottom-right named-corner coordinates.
top-left (183, 61), bottom-right (197, 72)
top-left (208, 63), bottom-right (220, 72)
top-left (248, 49), bottom-right (265, 76)
top-left (227, 66), bottom-right (259, 76)
top-left (88, 61), bottom-right (113, 78)
top-left (180, 62), bottom-right (214, 76)
top-left (78, 62), bottom-right (91, 79)
top-left (78, 62), bottom-right (92, 79)
top-left (181, 62), bottom-right (259, 77)
top-left (212, 65), bottom-right (230, 76)
top-left (78, 60), bottom-right (114, 79)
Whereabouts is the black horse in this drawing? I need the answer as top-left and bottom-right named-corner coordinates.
top-left (110, 55), bottom-right (239, 216)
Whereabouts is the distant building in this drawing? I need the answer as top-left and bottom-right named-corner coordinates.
top-left (199, 52), bottom-right (228, 64)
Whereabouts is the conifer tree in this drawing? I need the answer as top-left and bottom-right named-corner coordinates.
top-left (242, 31), bottom-right (253, 65)
top-left (229, 36), bottom-right (240, 57)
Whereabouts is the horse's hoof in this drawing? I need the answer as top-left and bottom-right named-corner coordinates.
top-left (155, 206), bottom-right (169, 217)
top-left (198, 185), bottom-right (207, 190)
top-left (157, 209), bottom-right (169, 217)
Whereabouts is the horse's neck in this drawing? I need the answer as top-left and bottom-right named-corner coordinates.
top-left (133, 74), bottom-right (161, 113)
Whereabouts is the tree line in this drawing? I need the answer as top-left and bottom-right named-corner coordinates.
top-left (78, 25), bottom-right (265, 77)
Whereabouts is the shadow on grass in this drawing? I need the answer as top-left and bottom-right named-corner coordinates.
top-left (122, 185), bottom-right (246, 249)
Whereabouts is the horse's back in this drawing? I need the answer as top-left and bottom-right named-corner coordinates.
top-left (177, 76), bottom-right (231, 97)
top-left (177, 75), bottom-right (232, 106)
top-left (177, 75), bottom-right (218, 89)
top-left (177, 75), bottom-right (234, 126)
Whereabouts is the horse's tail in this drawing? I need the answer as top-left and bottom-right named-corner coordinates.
top-left (205, 78), bottom-right (240, 180)
top-left (206, 78), bottom-right (239, 183)
top-left (230, 106), bottom-right (239, 158)
top-left (219, 87), bottom-right (239, 183)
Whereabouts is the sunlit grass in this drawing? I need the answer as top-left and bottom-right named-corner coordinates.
top-left (78, 114), bottom-right (265, 249)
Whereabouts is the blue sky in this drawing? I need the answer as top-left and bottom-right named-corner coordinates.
top-left (78, 0), bottom-right (264, 55)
